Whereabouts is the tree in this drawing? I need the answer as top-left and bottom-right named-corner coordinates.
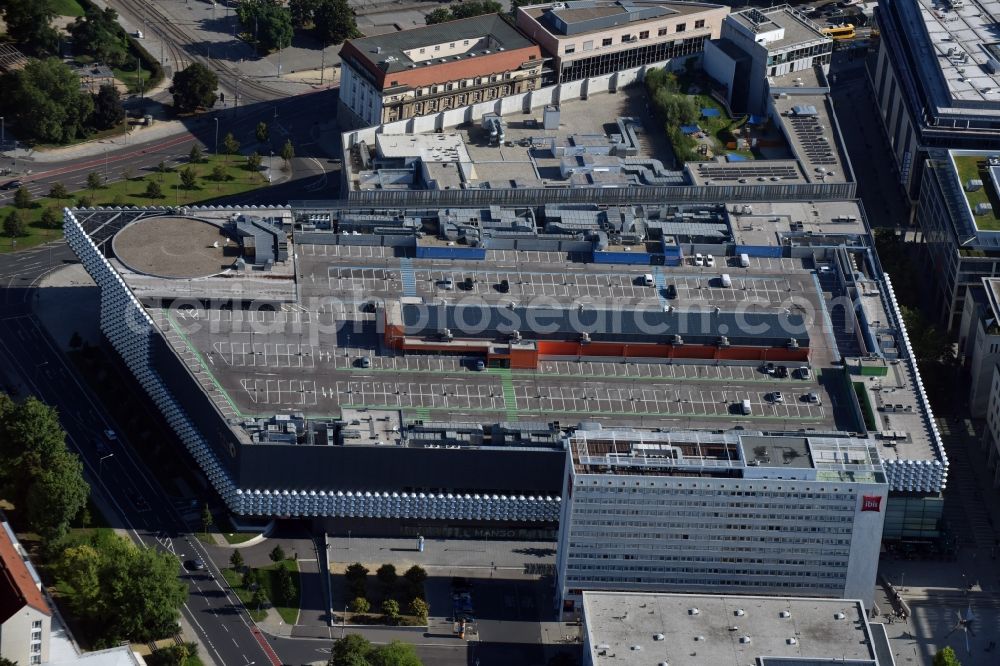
top-left (238, 0), bottom-right (294, 52)
top-left (270, 544), bottom-right (286, 562)
top-left (329, 633), bottom-right (373, 666)
top-left (276, 565), bottom-right (296, 604)
top-left (933, 647), bottom-right (962, 666)
top-left (87, 171), bottom-right (103, 191)
top-left (247, 152), bottom-right (263, 173)
top-left (189, 143), bottom-right (204, 164)
top-left (403, 565), bottom-right (427, 586)
top-left (180, 166), bottom-right (198, 191)
top-left (313, 0), bottom-right (360, 45)
top-left (56, 520), bottom-right (187, 644)
top-left (425, 0), bottom-right (501, 24)
top-left (345, 562), bottom-right (368, 599)
top-left (169, 63), bottom-right (219, 113)
top-left (144, 180), bottom-right (163, 199)
top-left (89, 84), bottom-right (126, 131)
top-left (49, 181), bottom-right (69, 199)
top-left (376, 563), bottom-right (397, 590)
top-left (4, 58), bottom-right (93, 143)
top-left (407, 597), bottom-right (428, 621)
top-left (56, 544), bottom-right (102, 616)
top-left (222, 132), bottom-right (241, 159)
top-left (1, 0), bottom-right (59, 55)
top-left (290, 0), bottom-right (321, 27)
top-left (70, 7), bottom-right (129, 67)
top-left (4, 209), bottom-right (26, 239)
top-left (76, 194), bottom-right (94, 208)
top-left (229, 550), bottom-right (245, 571)
top-left (256, 121), bottom-right (269, 144)
top-left (242, 567), bottom-right (258, 588)
top-left (348, 596), bottom-right (370, 613)
top-left (425, 7), bottom-right (452, 24)
top-left (251, 586), bottom-right (267, 610)
top-left (381, 598), bottom-right (400, 623)
top-left (369, 641), bottom-right (422, 666)
top-left (40, 207), bottom-right (60, 230)
top-left (13, 186), bottom-right (31, 209)
top-left (211, 163), bottom-right (228, 182)
top-left (280, 138), bottom-right (295, 165)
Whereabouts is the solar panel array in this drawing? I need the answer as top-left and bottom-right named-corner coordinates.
top-left (695, 162), bottom-right (800, 182)
top-left (788, 114), bottom-right (837, 166)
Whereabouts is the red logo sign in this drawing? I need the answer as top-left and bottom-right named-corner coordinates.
top-left (861, 495), bottom-right (882, 512)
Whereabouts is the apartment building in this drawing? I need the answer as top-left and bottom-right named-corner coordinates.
top-left (0, 522), bottom-right (50, 665)
top-left (514, 0), bottom-right (727, 84)
top-left (870, 0), bottom-right (1000, 206)
top-left (914, 150), bottom-right (1000, 331)
top-left (338, 14), bottom-right (543, 127)
top-left (556, 428), bottom-right (888, 615)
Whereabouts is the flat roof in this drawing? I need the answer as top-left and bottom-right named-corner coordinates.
top-left (522, 0), bottom-right (721, 37)
top-left (582, 591), bottom-right (880, 666)
top-left (69, 204), bottom-right (944, 482)
top-left (908, 0), bottom-right (1000, 107)
top-left (349, 95), bottom-right (684, 192)
top-left (342, 14), bottom-right (536, 76)
top-left (728, 5), bottom-right (829, 52)
top-left (771, 93), bottom-right (849, 184)
top-left (568, 428), bottom-right (886, 482)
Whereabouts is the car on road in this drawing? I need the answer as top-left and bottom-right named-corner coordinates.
top-left (664, 283), bottom-right (677, 299)
top-left (497, 278), bottom-right (510, 293)
top-left (804, 392), bottom-right (822, 404)
top-left (797, 366), bottom-right (812, 380)
top-left (95, 438), bottom-right (109, 456)
top-left (769, 391), bottom-right (784, 403)
top-left (474, 359), bottom-right (486, 371)
top-left (761, 362), bottom-right (775, 375)
top-left (439, 278), bottom-right (454, 290)
top-left (775, 365), bottom-right (788, 379)
top-left (694, 253), bottom-right (704, 266)
top-left (1, 180), bottom-right (23, 190)
top-left (185, 558), bottom-right (207, 572)
top-left (705, 254), bottom-right (715, 267)
top-left (356, 357), bottom-right (372, 368)
top-left (103, 428), bottom-right (118, 442)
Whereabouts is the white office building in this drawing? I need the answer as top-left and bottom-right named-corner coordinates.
top-left (556, 428), bottom-right (888, 616)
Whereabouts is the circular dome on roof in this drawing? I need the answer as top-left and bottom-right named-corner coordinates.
top-left (112, 216), bottom-right (234, 278)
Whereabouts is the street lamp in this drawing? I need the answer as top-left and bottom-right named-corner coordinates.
top-left (1, 116), bottom-right (4, 152)
top-left (342, 604), bottom-right (347, 638)
top-left (214, 117), bottom-right (220, 155)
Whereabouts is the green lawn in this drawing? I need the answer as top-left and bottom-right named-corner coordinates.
top-left (259, 560), bottom-right (301, 625)
top-left (953, 154), bottom-right (1000, 230)
top-left (113, 64), bottom-right (155, 95)
top-left (221, 568), bottom-right (268, 622)
top-left (51, 0), bottom-right (85, 16)
top-left (221, 559), bottom-right (300, 624)
top-left (0, 154), bottom-right (271, 254)
top-left (220, 516), bottom-right (263, 545)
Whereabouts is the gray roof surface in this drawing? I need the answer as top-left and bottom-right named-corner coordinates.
top-left (345, 14), bottom-right (535, 75)
top-left (582, 592), bottom-right (880, 665)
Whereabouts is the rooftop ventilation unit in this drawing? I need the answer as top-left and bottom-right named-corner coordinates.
top-left (834, 612), bottom-right (846, 620)
top-left (787, 638), bottom-right (798, 645)
top-left (779, 611), bottom-right (791, 618)
top-left (653, 634), bottom-right (665, 641)
top-left (739, 636), bottom-right (752, 644)
top-left (735, 609), bottom-right (746, 616)
top-left (689, 608), bottom-right (700, 615)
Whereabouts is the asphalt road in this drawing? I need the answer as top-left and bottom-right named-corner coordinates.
top-left (0, 303), bottom-right (281, 666)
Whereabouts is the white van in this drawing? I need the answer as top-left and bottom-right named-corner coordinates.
top-left (739, 253), bottom-right (750, 267)
top-left (740, 399), bottom-right (752, 415)
top-left (720, 273), bottom-right (732, 288)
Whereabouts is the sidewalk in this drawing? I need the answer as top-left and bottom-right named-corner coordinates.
top-left (6, 115), bottom-right (192, 164)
